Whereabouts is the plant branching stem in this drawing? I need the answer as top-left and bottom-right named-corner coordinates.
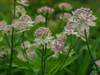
top-left (57, 37), bottom-right (80, 73)
top-left (84, 30), bottom-right (100, 75)
top-left (9, 0), bottom-right (16, 74)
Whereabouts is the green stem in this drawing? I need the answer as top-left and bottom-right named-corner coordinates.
top-left (41, 45), bottom-right (44, 75)
top-left (14, 33), bottom-right (24, 47)
top-left (84, 30), bottom-right (100, 75)
top-left (45, 15), bottom-right (48, 27)
top-left (58, 13), bottom-right (64, 31)
top-left (56, 37), bottom-right (80, 72)
top-left (9, 0), bottom-right (16, 74)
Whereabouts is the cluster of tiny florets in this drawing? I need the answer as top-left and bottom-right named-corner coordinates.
top-left (51, 39), bottom-right (64, 51)
top-left (13, 15), bottom-right (33, 32)
top-left (59, 3), bottom-right (72, 11)
top-left (34, 27), bottom-right (51, 39)
top-left (70, 7), bottom-right (97, 31)
top-left (37, 6), bottom-right (54, 15)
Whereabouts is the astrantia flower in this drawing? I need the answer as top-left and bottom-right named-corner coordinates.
top-left (15, 6), bottom-right (26, 17)
top-left (51, 39), bottom-right (64, 58)
top-left (64, 22), bottom-right (78, 35)
top-left (51, 39), bottom-right (64, 51)
top-left (34, 27), bottom-right (53, 44)
top-left (35, 15), bottom-right (45, 24)
top-left (0, 21), bottom-right (6, 30)
top-left (56, 33), bottom-right (67, 41)
top-left (21, 41), bottom-right (32, 48)
top-left (76, 30), bottom-right (89, 41)
top-left (37, 6), bottom-right (54, 16)
top-left (70, 7), bottom-right (97, 31)
top-left (17, 0), bottom-right (29, 6)
top-left (13, 15), bottom-right (34, 32)
top-left (26, 49), bottom-right (34, 59)
top-left (59, 3), bottom-right (72, 11)
top-left (2, 25), bottom-right (13, 35)
top-left (63, 13), bottom-right (71, 21)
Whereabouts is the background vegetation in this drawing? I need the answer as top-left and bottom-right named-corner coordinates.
top-left (0, 0), bottom-right (100, 75)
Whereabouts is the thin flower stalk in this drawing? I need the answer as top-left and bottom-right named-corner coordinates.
top-left (56, 37), bottom-right (80, 72)
top-left (9, 0), bottom-right (16, 74)
top-left (84, 30), bottom-right (100, 75)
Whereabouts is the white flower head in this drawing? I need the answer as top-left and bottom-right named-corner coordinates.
top-left (35, 15), bottom-right (45, 24)
top-left (56, 33), bottom-right (67, 41)
top-left (17, 0), bottom-right (29, 6)
top-left (21, 41), bottom-right (32, 48)
top-left (15, 6), bottom-right (26, 17)
top-left (13, 15), bottom-right (34, 32)
top-left (34, 27), bottom-right (53, 45)
top-left (70, 7), bottom-right (97, 31)
top-left (59, 3), bottom-right (72, 11)
top-left (37, 6), bottom-right (54, 16)
top-left (63, 13), bottom-right (71, 21)
top-left (64, 22), bottom-right (78, 35)
top-left (51, 39), bottom-right (64, 58)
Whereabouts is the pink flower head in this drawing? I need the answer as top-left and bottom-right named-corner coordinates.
top-left (34, 27), bottom-right (53, 44)
top-left (51, 39), bottom-right (64, 51)
top-left (59, 3), bottom-right (72, 11)
top-left (37, 6), bottom-right (54, 16)
top-left (70, 7), bottom-right (97, 31)
top-left (34, 27), bottom-right (51, 39)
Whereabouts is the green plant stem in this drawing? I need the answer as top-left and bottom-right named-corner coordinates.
top-left (45, 15), bottom-right (48, 27)
top-left (5, 34), bottom-right (11, 49)
top-left (22, 32), bottom-right (34, 73)
top-left (58, 13), bottom-right (64, 31)
top-left (57, 37), bottom-right (80, 72)
top-left (9, 0), bottom-right (16, 75)
top-left (44, 15), bottom-right (48, 74)
top-left (41, 45), bottom-right (44, 75)
top-left (84, 30), bottom-right (100, 75)
top-left (14, 33), bottom-right (24, 47)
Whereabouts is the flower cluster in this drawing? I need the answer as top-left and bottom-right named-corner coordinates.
top-left (59, 3), bottom-right (72, 11)
top-left (70, 7), bottom-right (97, 31)
top-left (35, 15), bottom-right (45, 24)
top-left (51, 39), bottom-right (64, 57)
top-left (17, 0), bottom-right (29, 6)
top-left (15, 6), bottom-right (26, 17)
top-left (34, 27), bottom-right (53, 44)
top-left (13, 15), bottom-right (34, 32)
top-left (64, 22), bottom-right (78, 35)
top-left (37, 6), bottom-right (54, 16)
top-left (56, 33), bottom-right (67, 41)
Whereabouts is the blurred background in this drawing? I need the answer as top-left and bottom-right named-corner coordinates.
top-left (0, 0), bottom-right (100, 75)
